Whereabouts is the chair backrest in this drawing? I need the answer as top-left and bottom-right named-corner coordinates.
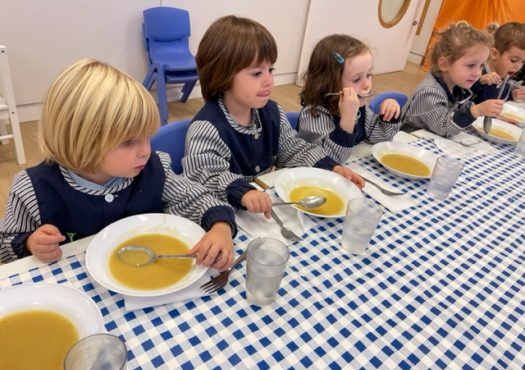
top-left (142, 7), bottom-right (194, 70)
top-left (368, 91), bottom-right (408, 115)
top-left (150, 118), bottom-right (192, 174)
top-left (285, 111), bottom-right (300, 130)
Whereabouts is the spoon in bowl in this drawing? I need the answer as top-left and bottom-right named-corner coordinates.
top-left (273, 195), bottom-right (327, 208)
top-left (324, 90), bottom-right (376, 99)
top-left (117, 245), bottom-right (196, 267)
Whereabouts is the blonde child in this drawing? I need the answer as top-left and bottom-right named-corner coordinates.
top-left (403, 22), bottom-right (504, 137)
top-left (0, 59), bottom-right (235, 270)
top-left (471, 22), bottom-right (525, 104)
top-left (183, 16), bottom-right (364, 218)
top-left (299, 34), bottom-right (401, 163)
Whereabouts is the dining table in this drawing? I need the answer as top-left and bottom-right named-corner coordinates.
top-left (1, 129), bottom-right (524, 369)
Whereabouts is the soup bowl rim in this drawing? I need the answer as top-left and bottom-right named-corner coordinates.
top-left (371, 141), bottom-right (438, 180)
top-left (85, 213), bottom-right (208, 297)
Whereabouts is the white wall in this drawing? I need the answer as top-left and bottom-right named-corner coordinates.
top-left (0, 0), bottom-right (309, 122)
top-left (0, 0), bottom-right (437, 123)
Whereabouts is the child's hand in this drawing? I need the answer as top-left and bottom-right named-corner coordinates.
top-left (332, 165), bottom-right (365, 189)
top-left (479, 72), bottom-right (501, 85)
top-left (188, 222), bottom-right (233, 271)
top-left (471, 99), bottom-right (504, 118)
top-left (338, 87), bottom-right (360, 132)
top-left (25, 224), bottom-right (65, 263)
top-left (511, 87), bottom-right (525, 102)
top-left (379, 98), bottom-right (401, 122)
top-left (241, 190), bottom-right (272, 218)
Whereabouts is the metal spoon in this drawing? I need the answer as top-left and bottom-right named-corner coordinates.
top-left (484, 76), bottom-right (509, 134)
top-left (273, 195), bottom-right (327, 208)
top-left (117, 245), bottom-right (196, 267)
top-left (324, 90), bottom-right (376, 98)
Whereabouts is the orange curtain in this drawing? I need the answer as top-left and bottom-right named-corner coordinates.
top-left (421, 0), bottom-right (525, 71)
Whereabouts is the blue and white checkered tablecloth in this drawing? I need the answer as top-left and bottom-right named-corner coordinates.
top-left (1, 140), bottom-right (524, 369)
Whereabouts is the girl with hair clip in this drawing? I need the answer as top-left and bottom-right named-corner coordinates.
top-left (183, 16), bottom-right (364, 219)
top-left (402, 22), bottom-right (504, 137)
top-left (0, 59), bottom-right (236, 270)
top-left (471, 22), bottom-right (525, 106)
top-left (298, 34), bottom-right (401, 163)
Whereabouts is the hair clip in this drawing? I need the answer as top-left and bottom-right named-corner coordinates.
top-left (332, 51), bottom-right (344, 64)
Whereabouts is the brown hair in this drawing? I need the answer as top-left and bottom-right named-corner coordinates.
top-left (39, 59), bottom-right (160, 172)
top-left (196, 15), bottom-right (277, 101)
top-left (300, 34), bottom-right (369, 116)
top-left (430, 21), bottom-right (491, 74)
top-left (491, 22), bottom-right (525, 53)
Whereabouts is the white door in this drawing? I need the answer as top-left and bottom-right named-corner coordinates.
top-left (297, 0), bottom-right (426, 84)
top-left (408, 0), bottom-right (444, 64)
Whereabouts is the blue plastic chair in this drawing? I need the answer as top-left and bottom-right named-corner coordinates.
top-left (150, 118), bottom-right (192, 174)
top-left (142, 7), bottom-right (199, 125)
top-left (285, 111), bottom-right (300, 130)
top-left (368, 91), bottom-right (408, 115)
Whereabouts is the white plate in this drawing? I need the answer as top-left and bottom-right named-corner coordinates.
top-left (85, 213), bottom-right (208, 297)
top-left (371, 141), bottom-right (438, 180)
top-left (472, 117), bottom-right (523, 144)
top-left (0, 284), bottom-right (103, 337)
top-left (274, 167), bottom-right (363, 218)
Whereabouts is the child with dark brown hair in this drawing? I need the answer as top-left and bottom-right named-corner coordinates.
top-left (298, 34), bottom-right (401, 163)
top-left (183, 16), bottom-right (364, 219)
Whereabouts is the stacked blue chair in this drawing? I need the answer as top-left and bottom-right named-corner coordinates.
top-left (142, 7), bottom-right (198, 125)
top-left (368, 91), bottom-right (408, 115)
top-left (150, 118), bottom-right (192, 174)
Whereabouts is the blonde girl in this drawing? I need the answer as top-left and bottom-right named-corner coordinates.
top-left (403, 22), bottom-right (503, 137)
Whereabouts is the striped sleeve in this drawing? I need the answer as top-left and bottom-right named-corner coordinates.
top-left (159, 152), bottom-right (236, 233)
top-left (275, 105), bottom-right (338, 170)
top-left (0, 171), bottom-right (41, 263)
top-left (182, 120), bottom-right (254, 207)
top-left (403, 87), bottom-right (472, 137)
top-left (365, 106), bottom-right (402, 144)
top-left (297, 106), bottom-right (354, 164)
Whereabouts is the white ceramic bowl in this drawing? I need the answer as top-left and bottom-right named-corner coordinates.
top-left (274, 167), bottom-right (363, 218)
top-left (372, 141), bottom-right (438, 180)
top-left (502, 101), bottom-right (525, 127)
top-left (472, 117), bottom-right (523, 144)
top-left (85, 213), bottom-right (208, 297)
top-left (0, 284), bottom-right (103, 338)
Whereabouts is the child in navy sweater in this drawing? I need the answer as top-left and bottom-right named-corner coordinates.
top-left (183, 16), bottom-right (364, 218)
top-left (0, 59), bottom-right (235, 269)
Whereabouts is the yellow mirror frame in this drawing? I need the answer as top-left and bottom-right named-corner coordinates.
top-left (378, 0), bottom-right (411, 28)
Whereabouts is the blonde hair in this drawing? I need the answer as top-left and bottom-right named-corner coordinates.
top-left (196, 15), bottom-right (277, 101)
top-left (39, 59), bottom-right (160, 172)
top-left (430, 22), bottom-right (491, 74)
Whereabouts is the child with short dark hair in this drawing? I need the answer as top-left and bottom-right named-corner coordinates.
top-left (183, 16), bottom-right (364, 218)
top-left (472, 22), bottom-right (525, 104)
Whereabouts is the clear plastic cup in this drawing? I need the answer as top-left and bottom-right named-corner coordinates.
top-left (246, 237), bottom-right (289, 306)
top-left (342, 198), bottom-right (383, 254)
top-left (64, 333), bottom-right (127, 370)
top-left (427, 157), bottom-right (464, 200)
top-left (514, 129), bottom-right (525, 157)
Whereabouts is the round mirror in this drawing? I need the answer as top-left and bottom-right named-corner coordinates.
top-left (378, 0), bottom-right (411, 28)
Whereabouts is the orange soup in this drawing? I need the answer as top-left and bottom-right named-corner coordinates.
top-left (109, 233), bottom-right (193, 290)
top-left (488, 127), bottom-right (516, 141)
top-left (381, 153), bottom-right (431, 177)
top-left (0, 309), bottom-right (79, 370)
top-left (288, 185), bottom-right (344, 216)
